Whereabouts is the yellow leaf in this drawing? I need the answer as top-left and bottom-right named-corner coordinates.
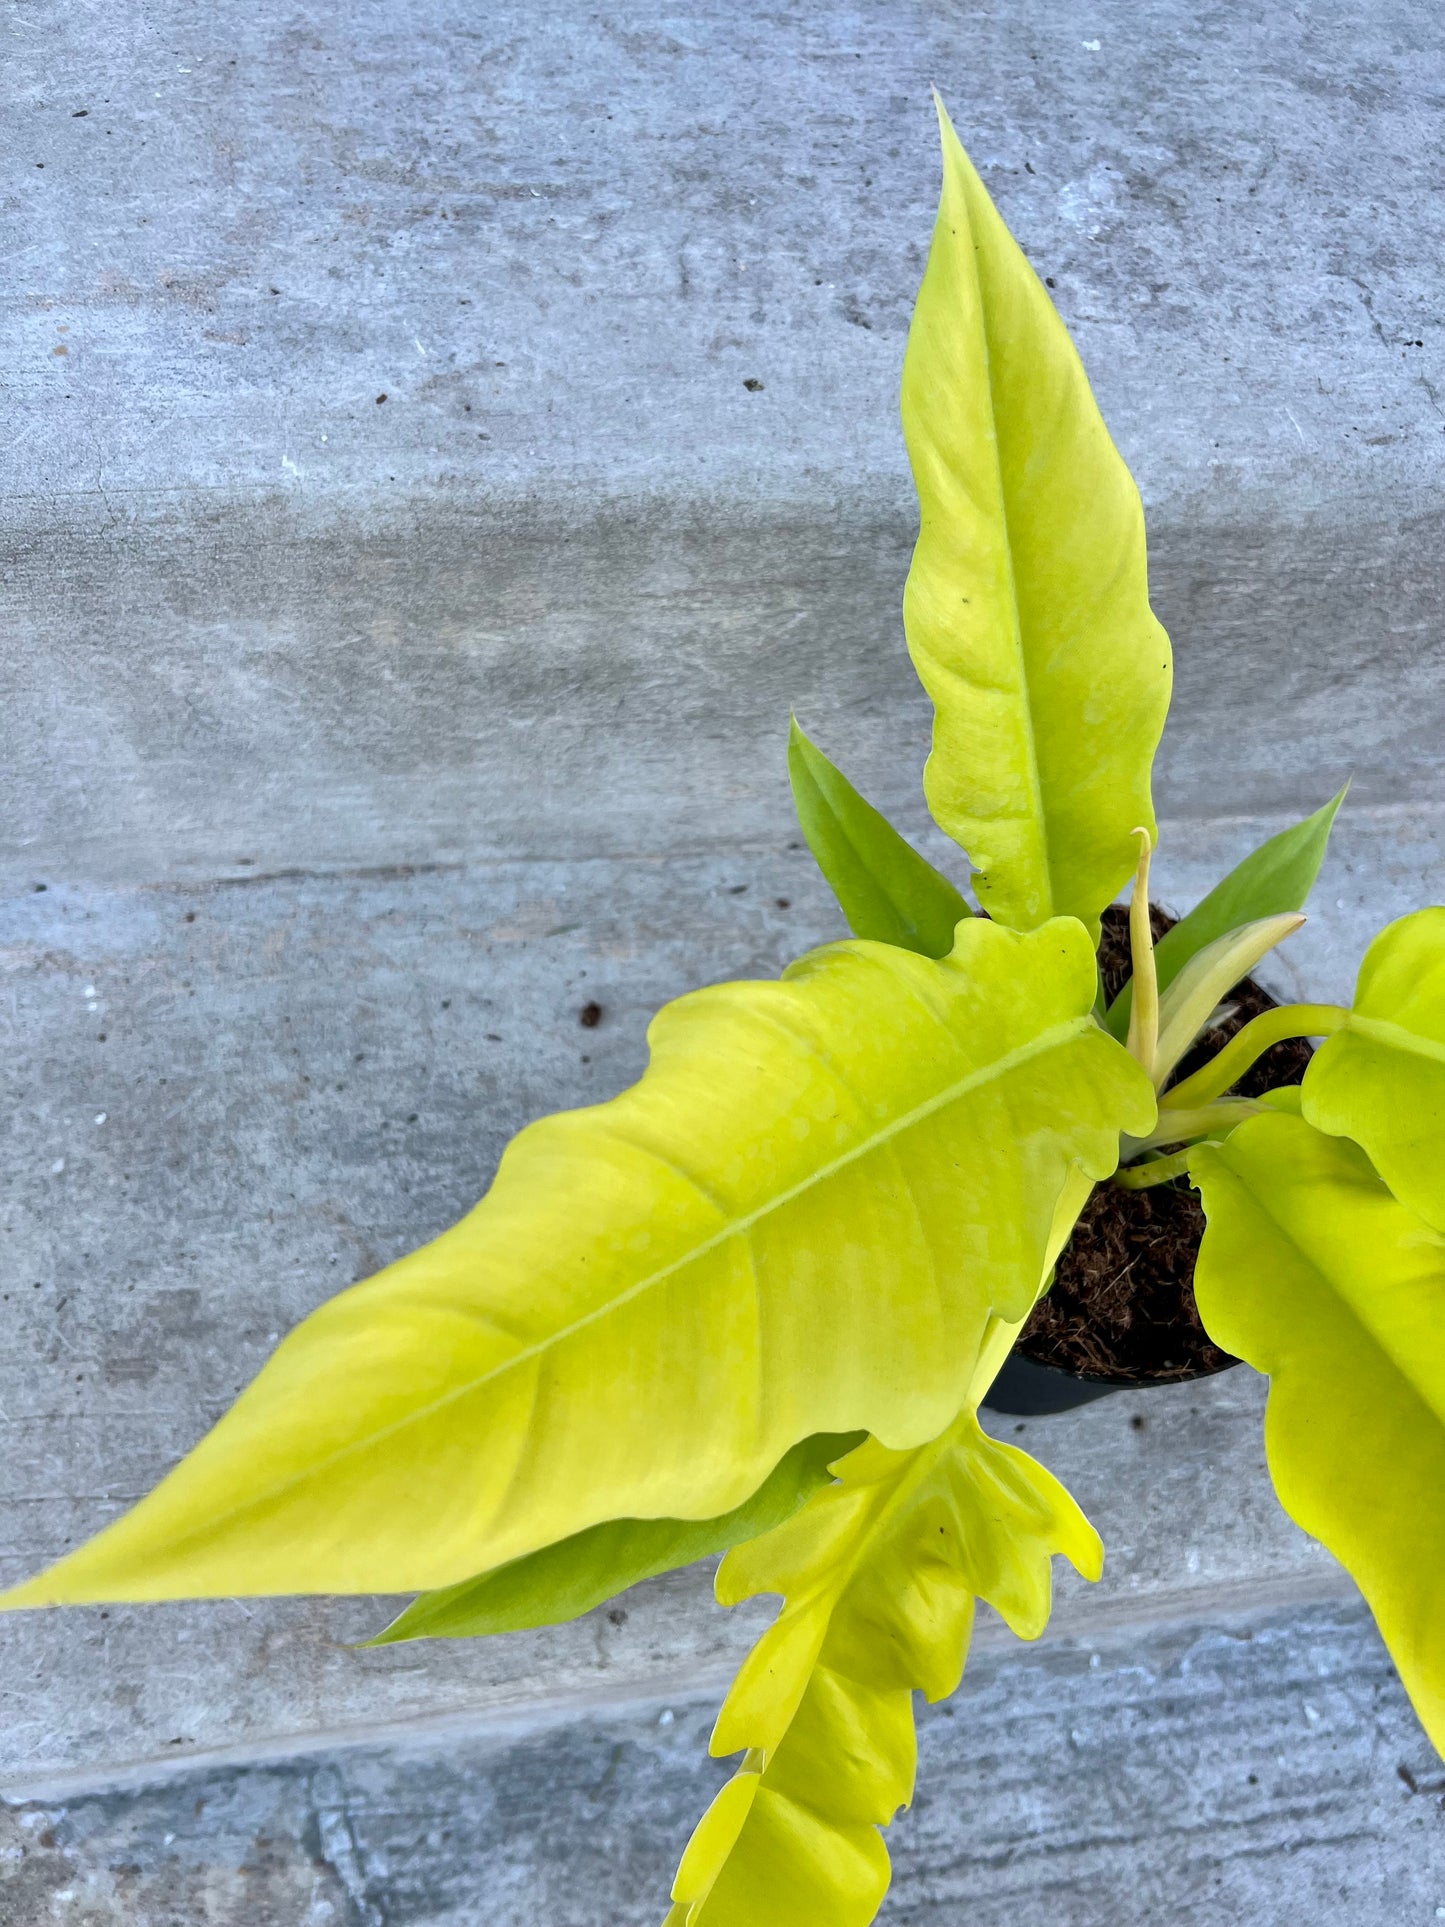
top-left (667, 1410), bottom-right (1102, 1926)
top-left (3, 917), bottom-right (1149, 1607)
top-left (1193, 1111), bottom-right (1445, 1753)
top-left (901, 100), bottom-right (1171, 940)
top-left (1304, 906), bottom-right (1445, 1231)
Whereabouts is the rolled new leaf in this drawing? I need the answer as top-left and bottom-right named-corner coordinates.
top-left (369, 1431), bottom-right (863, 1643)
top-left (1303, 906), bottom-right (1445, 1232)
top-left (787, 717), bottom-right (970, 958)
top-left (1192, 1111), bottom-right (1445, 1753)
top-left (902, 99), bottom-right (1171, 941)
top-left (1, 915), bottom-right (1151, 1607)
top-left (1149, 912), bottom-right (1305, 1091)
top-left (667, 1411), bottom-right (1102, 1926)
top-left (1107, 786), bottom-right (1346, 1039)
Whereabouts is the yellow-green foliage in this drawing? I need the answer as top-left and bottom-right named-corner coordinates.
top-left (2, 916), bottom-right (1149, 1608)
top-left (665, 1413), bottom-right (1101, 1925)
top-left (1193, 1112), bottom-right (1445, 1752)
top-left (1302, 907), bottom-right (1445, 1231)
top-left (901, 102), bottom-right (1171, 941)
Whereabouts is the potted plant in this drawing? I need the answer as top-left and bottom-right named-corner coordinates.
top-left (7, 101), bottom-right (1444, 1927)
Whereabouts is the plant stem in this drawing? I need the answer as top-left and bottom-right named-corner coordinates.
top-left (1121, 1099), bottom-right (1264, 1156)
top-left (1158, 1002), bottom-right (1349, 1111)
top-left (1112, 1147), bottom-right (1193, 1189)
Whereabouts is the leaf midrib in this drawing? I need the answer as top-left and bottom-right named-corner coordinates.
top-left (969, 210), bottom-right (1052, 921)
top-left (142, 1013), bottom-right (1096, 1551)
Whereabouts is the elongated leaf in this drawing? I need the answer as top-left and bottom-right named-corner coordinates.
top-left (1303, 907), bottom-right (1445, 1231)
top-left (665, 1410), bottom-right (1102, 1926)
top-left (1107, 787), bottom-right (1346, 1038)
top-left (369, 1431), bottom-right (863, 1644)
top-left (1192, 1111), bottom-right (1445, 1754)
top-left (1150, 913), bottom-right (1304, 1089)
top-left (788, 718), bottom-right (970, 958)
top-left (901, 100), bottom-right (1171, 941)
top-left (2, 916), bottom-right (1151, 1608)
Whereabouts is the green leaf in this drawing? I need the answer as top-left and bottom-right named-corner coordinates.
top-left (901, 99), bottom-right (1171, 942)
top-left (367, 1431), bottom-right (863, 1644)
top-left (1192, 1111), bottom-right (1445, 1755)
top-left (787, 718), bottom-right (970, 958)
top-left (1, 916), bottom-right (1152, 1608)
top-left (1303, 907), bottom-right (1445, 1233)
top-left (666, 1410), bottom-right (1101, 1926)
top-left (1107, 786), bottom-right (1346, 1039)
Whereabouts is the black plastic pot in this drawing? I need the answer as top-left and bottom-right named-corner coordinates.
top-left (982, 1348), bottom-right (1240, 1417)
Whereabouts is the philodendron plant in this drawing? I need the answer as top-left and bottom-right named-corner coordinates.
top-left (8, 102), bottom-right (1445, 1924)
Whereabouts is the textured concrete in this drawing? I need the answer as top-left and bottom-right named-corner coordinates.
top-left (5, 1603), bottom-right (1445, 1926)
top-left (4, 0), bottom-right (1444, 1917)
top-left (3, 0), bottom-right (1443, 891)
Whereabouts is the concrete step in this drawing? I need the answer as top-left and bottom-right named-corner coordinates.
top-left (3, 0), bottom-right (1442, 892)
top-left (3, 1601), bottom-right (1439, 1926)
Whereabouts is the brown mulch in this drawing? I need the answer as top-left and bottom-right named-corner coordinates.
top-left (1014, 903), bottom-right (1314, 1383)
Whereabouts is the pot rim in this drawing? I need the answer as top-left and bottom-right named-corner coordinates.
top-left (1007, 1346), bottom-right (1242, 1392)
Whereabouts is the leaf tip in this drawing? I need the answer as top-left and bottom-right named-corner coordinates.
top-left (1076, 1522), bottom-right (1105, 1586)
top-left (930, 88), bottom-right (965, 166)
top-left (352, 1619), bottom-right (404, 1650)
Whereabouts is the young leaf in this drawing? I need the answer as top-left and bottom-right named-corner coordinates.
top-left (787, 717), bottom-right (970, 958)
top-left (666, 1411), bottom-right (1102, 1926)
top-left (1, 917), bottom-right (1151, 1608)
top-left (1150, 912), bottom-right (1305, 1090)
top-left (367, 1431), bottom-right (863, 1644)
top-left (1192, 1111), bottom-right (1445, 1755)
top-left (901, 99), bottom-right (1171, 942)
top-left (1107, 786), bottom-right (1347, 1038)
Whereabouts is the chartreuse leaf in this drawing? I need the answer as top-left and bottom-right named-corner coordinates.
top-left (1107, 786), bottom-right (1347, 1039)
top-left (1304, 907), bottom-right (1445, 1233)
top-left (1192, 1111), bottom-right (1445, 1754)
top-left (1, 916), bottom-right (1150, 1608)
top-left (900, 99), bottom-right (1170, 942)
top-left (367, 1431), bottom-right (863, 1644)
top-left (787, 718), bottom-right (970, 958)
top-left (664, 1408), bottom-right (1102, 1927)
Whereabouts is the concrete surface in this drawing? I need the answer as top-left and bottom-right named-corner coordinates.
top-left (3, 0), bottom-right (1443, 891)
top-left (3, 0), bottom-right (1444, 1919)
top-left (4, 1602), bottom-right (1444, 1926)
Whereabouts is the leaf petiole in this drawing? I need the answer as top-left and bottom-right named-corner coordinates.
top-left (1112, 1148), bottom-right (1194, 1189)
top-left (1162, 1003), bottom-right (1349, 1111)
top-left (1120, 1099), bottom-right (1265, 1158)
